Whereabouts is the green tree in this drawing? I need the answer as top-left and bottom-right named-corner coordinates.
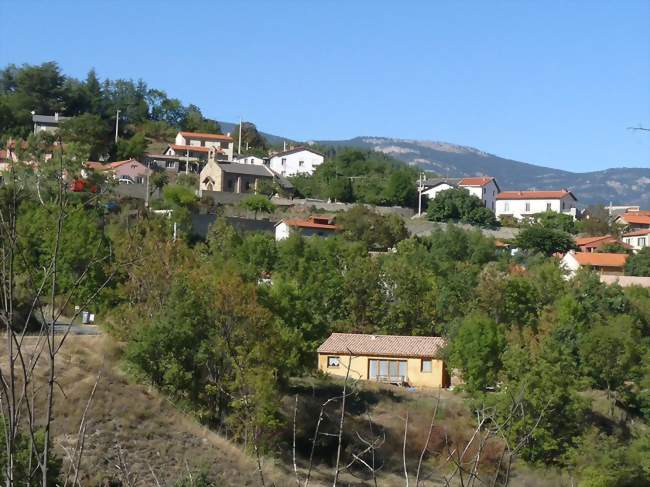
top-left (240, 194), bottom-right (275, 219)
top-left (231, 122), bottom-right (268, 153)
top-left (336, 205), bottom-right (408, 250)
top-left (59, 113), bottom-right (112, 160)
top-left (115, 131), bottom-right (147, 160)
top-left (162, 184), bottom-right (198, 208)
top-left (427, 188), bottom-right (498, 227)
top-left (383, 170), bottom-right (417, 207)
top-left (580, 316), bottom-right (643, 408)
top-left (515, 225), bottom-right (576, 255)
top-left (577, 205), bottom-right (614, 236)
top-left (626, 247), bottom-right (650, 276)
top-left (150, 171), bottom-right (169, 192)
top-left (447, 313), bottom-right (506, 391)
top-left (535, 210), bottom-right (576, 233)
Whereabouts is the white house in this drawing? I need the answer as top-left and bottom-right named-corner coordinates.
top-left (234, 154), bottom-right (267, 166)
top-left (32, 113), bottom-right (69, 134)
top-left (622, 229), bottom-right (650, 251)
top-left (275, 216), bottom-right (338, 241)
top-left (165, 131), bottom-right (234, 161)
top-left (268, 147), bottom-right (324, 176)
top-left (422, 177), bottom-right (500, 210)
top-left (495, 190), bottom-right (578, 220)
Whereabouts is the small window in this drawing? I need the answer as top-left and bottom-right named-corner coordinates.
top-left (640, 238), bottom-right (646, 247)
top-left (327, 356), bottom-right (340, 368)
top-left (504, 202), bottom-right (510, 212)
top-left (166, 161), bottom-right (175, 168)
top-left (421, 359), bottom-right (432, 373)
top-left (282, 158), bottom-right (287, 166)
top-left (525, 202), bottom-right (531, 212)
top-left (135, 176), bottom-right (144, 184)
top-left (546, 203), bottom-right (552, 211)
top-left (299, 160), bottom-right (304, 167)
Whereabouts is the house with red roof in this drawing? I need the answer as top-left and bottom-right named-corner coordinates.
top-left (495, 189), bottom-right (578, 220)
top-left (561, 250), bottom-right (628, 277)
top-left (317, 333), bottom-right (449, 388)
top-left (575, 235), bottom-right (631, 253)
top-left (83, 159), bottom-right (151, 184)
top-left (164, 131), bottom-right (234, 162)
top-left (422, 176), bottom-right (500, 210)
top-left (274, 215), bottom-right (338, 241)
top-left (615, 211), bottom-right (650, 231)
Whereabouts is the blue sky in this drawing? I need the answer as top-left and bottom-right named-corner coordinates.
top-left (1, 0), bottom-right (649, 172)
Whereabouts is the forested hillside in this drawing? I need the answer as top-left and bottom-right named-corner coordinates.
top-left (0, 61), bottom-right (222, 160)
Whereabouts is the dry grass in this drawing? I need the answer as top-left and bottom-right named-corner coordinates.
top-left (0, 335), bottom-right (296, 486)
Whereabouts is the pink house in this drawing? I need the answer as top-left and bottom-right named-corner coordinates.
top-left (85, 159), bottom-right (151, 184)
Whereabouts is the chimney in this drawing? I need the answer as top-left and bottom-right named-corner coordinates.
top-left (283, 141), bottom-right (287, 151)
top-left (54, 112), bottom-right (59, 121)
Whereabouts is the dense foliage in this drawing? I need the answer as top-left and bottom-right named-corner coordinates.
top-left (426, 187), bottom-right (499, 227)
top-left (289, 149), bottom-right (418, 207)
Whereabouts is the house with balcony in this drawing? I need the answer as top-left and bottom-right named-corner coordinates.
top-left (317, 333), bottom-right (449, 388)
top-left (495, 190), bottom-right (578, 220)
top-left (143, 153), bottom-right (202, 174)
top-left (422, 176), bottom-right (500, 210)
top-left (268, 147), bottom-right (324, 176)
top-left (164, 131), bottom-right (234, 162)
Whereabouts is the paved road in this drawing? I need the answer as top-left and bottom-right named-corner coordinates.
top-left (51, 324), bottom-right (102, 335)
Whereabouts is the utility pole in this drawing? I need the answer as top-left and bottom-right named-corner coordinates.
top-left (144, 160), bottom-right (150, 208)
top-left (114, 109), bottom-right (121, 143)
top-left (417, 172), bottom-right (425, 216)
top-left (238, 116), bottom-right (243, 155)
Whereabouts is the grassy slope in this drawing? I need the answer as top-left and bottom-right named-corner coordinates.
top-left (3, 335), bottom-right (295, 486)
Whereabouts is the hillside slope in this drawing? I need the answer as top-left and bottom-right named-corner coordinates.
top-left (8, 336), bottom-right (294, 486)
top-left (319, 137), bottom-right (650, 207)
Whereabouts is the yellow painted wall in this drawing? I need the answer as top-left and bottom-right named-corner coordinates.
top-left (317, 353), bottom-right (447, 388)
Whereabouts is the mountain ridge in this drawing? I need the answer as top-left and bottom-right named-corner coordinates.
top-left (217, 123), bottom-right (648, 207)
top-left (316, 136), bottom-right (650, 207)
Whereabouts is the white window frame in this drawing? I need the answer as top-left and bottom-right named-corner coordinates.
top-left (421, 359), bottom-right (432, 373)
top-left (327, 356), bottom-right (340, 368)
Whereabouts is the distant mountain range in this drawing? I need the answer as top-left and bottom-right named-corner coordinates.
top-left (220, 122), bottom-right (649, 207)
top-left (318, 137), bottom-right (650, 208)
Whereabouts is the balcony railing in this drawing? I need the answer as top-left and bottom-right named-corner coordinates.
top-left (374, 375), bottom-right (408, 386)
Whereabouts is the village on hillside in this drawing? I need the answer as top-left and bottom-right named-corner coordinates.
top-left (0, 53), bottom-right (649, 485)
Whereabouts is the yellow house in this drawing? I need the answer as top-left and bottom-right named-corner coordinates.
top-left (317, 333), bottom-right (449, 388)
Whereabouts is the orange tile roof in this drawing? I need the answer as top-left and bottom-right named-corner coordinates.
top-left (575, 235), bottom-right (614, 246)
top-left (281, 218), bottom-right (338, 231)
top-left (572, 252), bottom-right (628, 268)
top-left (619, 214), bottom-right (650, 225)
top-left (624, 229), bottom-right (650, 237)
top-left (497, 190), bottom-right (576, 200)
top-left (179, 131), bottom-right (233, 141)
top-left (459, 177), bottom-right (494, 187)
top-left (85, 159), bottom-right (141, 170)
top-left (169, 144), bottom-right (213, 153)
top-left (317, 333), bottom-right (447, 358)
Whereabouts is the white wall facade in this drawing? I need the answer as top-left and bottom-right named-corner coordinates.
top-left (269, 149), bottom-right (324, 176)
top-left (235, 155), bottom-right (266, 166)
top-left (275, 222), bottom-right (292, 241)
top-left (623, 233), bottom-right (649, 251)
top-left (422, 183), bottom-right (456, 201)
top-left (495, 196), bottom-right (577, 220)
top-left (560, 253), bottom-right (580, 278)
top-left (463, 180), bottom-right (499, 211)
